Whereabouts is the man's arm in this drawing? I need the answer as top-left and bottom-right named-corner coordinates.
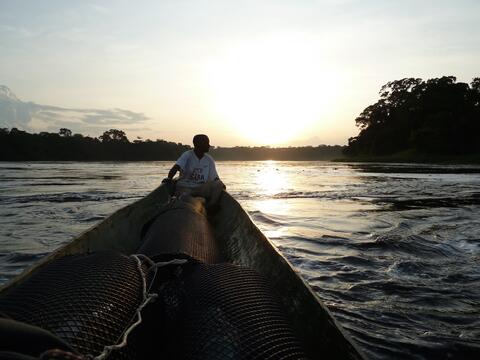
top-left (167, 164), bottom-right (181, 180)
top-left (210, 160), bottom-right (220, 181)
top-left (209, 161), bottom-right (225, 188)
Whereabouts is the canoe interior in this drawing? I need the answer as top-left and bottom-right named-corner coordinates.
top-left (0, 183), bottom-right (365, 359)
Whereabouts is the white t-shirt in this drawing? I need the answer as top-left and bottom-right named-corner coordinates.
top-left (175, 150), bottom-right (219, 188)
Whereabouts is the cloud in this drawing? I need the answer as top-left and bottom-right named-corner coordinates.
top-left (0, 86), bottom-right (149, 135)
top-left (75, 108), bottom-right (149, 125)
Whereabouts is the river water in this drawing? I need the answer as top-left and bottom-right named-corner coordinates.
top-left (0, 161), bottom-right (479, 359)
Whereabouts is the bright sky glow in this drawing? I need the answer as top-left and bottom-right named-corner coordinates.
top-left (206, 33), bottom-right (340, 144)
top-left (1, 1), bottom-right (479, 146)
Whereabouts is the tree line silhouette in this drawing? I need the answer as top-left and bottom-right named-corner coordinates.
top-left (0, 128), bottom-right (344, 161)
top-left (210, 145), bottom-right (344, 161)
top-left (344, 76), bottom-right (480, 157)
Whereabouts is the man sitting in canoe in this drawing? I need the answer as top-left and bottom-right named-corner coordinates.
top-left (163, 134), bottom-right (225, 201)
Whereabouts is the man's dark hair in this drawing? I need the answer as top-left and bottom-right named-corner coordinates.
top-left (193, 134), bottom-right (209, 146)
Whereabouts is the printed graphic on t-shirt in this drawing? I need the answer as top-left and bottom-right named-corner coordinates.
top-left (189, 168), bottom-right (206, 183)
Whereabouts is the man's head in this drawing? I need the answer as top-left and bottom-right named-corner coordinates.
top-left (193, 134), bottom-right (210, 154)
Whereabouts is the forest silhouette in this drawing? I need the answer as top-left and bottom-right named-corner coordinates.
top-left (0, 127), bottom-right (343, 161)
top-left (344, 76), bottom-right (480, 157)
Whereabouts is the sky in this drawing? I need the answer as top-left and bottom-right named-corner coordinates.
top-left (1, 0), bottom-right (479, 146)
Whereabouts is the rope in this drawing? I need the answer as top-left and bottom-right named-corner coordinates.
top-left (93, 255), bottom-right (188, 360)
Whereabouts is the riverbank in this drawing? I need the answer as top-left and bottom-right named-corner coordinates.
top-left (335, 150), bottom-right (480, 164)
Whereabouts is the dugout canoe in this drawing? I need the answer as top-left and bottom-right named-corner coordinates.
top-left (0, 183), bottom-right (366, 360)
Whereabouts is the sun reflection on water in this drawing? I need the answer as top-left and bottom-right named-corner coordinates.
top-left (256, 160), bottom-right (288, 196)
top-left (253, 161), bottom-right (292, 237)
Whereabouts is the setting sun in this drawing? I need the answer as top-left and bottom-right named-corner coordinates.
top-left (205, 33), bottom-right (339, 145)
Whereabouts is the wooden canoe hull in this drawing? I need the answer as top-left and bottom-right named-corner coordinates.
top-left (0, 183), bottom-right (365, 359)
